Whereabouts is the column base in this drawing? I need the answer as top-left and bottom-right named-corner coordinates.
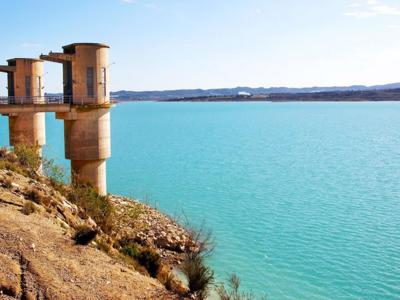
top-left (71, 159), bottom-right (107, 195)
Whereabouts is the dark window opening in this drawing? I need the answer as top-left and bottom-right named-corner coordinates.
top-left (37, 76), bottom-right (42, 96)
top-left (101, 67), bottom-right (107, 97)
top-left (87, 67), bottom-right (94, 97)
top-left (7, 73), bottom-right (14, 97)
top-left (25, 76), bottom-right (31, 97)
top-left (63, 62), bottom-right (73, 103)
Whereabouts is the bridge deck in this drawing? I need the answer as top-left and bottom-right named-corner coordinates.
top-left (0, 104), bottom-right (71, 114)
top-left (0, 96), bottom-right (115, 114)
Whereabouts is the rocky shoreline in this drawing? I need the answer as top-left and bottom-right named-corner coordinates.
top-left (0, 163), bottom-right (194, 299)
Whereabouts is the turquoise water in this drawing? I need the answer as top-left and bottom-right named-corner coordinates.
top-left (1, 102), bottom-right (400, 299)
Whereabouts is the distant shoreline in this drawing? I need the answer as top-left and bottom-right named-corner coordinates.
top-left (114, 88), bottom-right (400, 103)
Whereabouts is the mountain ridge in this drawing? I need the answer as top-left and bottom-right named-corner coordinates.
top-left (111, 82), bottom-right (400, 100)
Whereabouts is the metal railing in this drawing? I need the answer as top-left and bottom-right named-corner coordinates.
top-left (0, 96), bottom-right (116, 106)
top-left (0, 96), bottom-right (68, 105)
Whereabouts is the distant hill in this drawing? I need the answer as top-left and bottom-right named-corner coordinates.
top-left (111, 83), bottom-right (400, 101)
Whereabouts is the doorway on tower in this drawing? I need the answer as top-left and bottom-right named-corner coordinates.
top-left (63, 61), bottom-right (73, 104)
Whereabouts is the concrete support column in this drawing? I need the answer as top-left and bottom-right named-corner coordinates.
top-left (57, 108), bottom-right (111, 195)
top-left (9, 112), bottom-right (46, 148)
top-left (71, 159), bottom-right (107, 195)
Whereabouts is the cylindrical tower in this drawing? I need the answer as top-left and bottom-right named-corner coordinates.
top-left (1, 58), bottom-right (46, 155)
top-left (63, 43), bottom-right (110, 105)
top-left (41, 43), bottom-right (112, 195)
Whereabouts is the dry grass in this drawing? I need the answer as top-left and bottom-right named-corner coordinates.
top-left (157, 266), bottom-right (187, 294)
top-left (0, 253), bottom-right (21, 297)
top-left (96, 238), bottom-right (111, 253)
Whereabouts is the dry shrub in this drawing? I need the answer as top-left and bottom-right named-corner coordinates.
top-left (73, 225), bottom-right (98, 245)
top-left (181, 224), bottom-right (215, 299)
top-left (216, 274), bottom-right (266, 300)
top-left (157, 266), bottom-right (187, 294)
top-left (21, 202), bottom-right (36, 215)
top-left (157, 267), bottom-right (175, 291)
top-left (27, 188), bottom-right (46, 205)
top-left (181, 253), bottom-right (214, 299)
top-left (0, 160), bottom-right (26, 177)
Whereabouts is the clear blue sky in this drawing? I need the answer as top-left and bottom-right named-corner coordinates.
top-left (1, 0), bottom-right (400, 93)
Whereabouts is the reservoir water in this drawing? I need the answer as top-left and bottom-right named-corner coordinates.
top-left (1, 102), bottom-right (399, 299)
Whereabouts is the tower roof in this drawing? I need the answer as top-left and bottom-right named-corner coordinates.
top-left (7, 58), bottom-right (43, 63)
top-left (62, 43), bottom-right (110, 51)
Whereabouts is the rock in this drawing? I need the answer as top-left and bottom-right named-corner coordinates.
top-left (86, 217), bottom-right (97, 229)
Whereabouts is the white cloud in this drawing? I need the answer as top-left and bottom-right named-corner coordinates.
top-left (344, 0), bottom-right (400, 18)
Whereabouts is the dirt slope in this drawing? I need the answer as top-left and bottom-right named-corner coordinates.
top-left (0, 201), bottom-right (179, 300)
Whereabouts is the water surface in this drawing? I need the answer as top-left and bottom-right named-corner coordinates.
top-left (1, 102), bottom-right (399, 299)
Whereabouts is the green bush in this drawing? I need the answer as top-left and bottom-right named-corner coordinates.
top-left (120, 243), bottom-right (161, 278)
top-left (13, 144), bottom-right (41, 170)
top-left (68, 183), bottom-right (114, 234)
top-left (42, 158), bottom-right (66, 185)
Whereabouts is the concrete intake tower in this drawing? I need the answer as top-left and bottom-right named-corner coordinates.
top-left (0, 43), bottom-right (113, 195)
top-left (0, 58), bottom-right (46, 156)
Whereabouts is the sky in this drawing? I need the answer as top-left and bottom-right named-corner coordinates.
top-left (1, 0), bottom-right (400, 93)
